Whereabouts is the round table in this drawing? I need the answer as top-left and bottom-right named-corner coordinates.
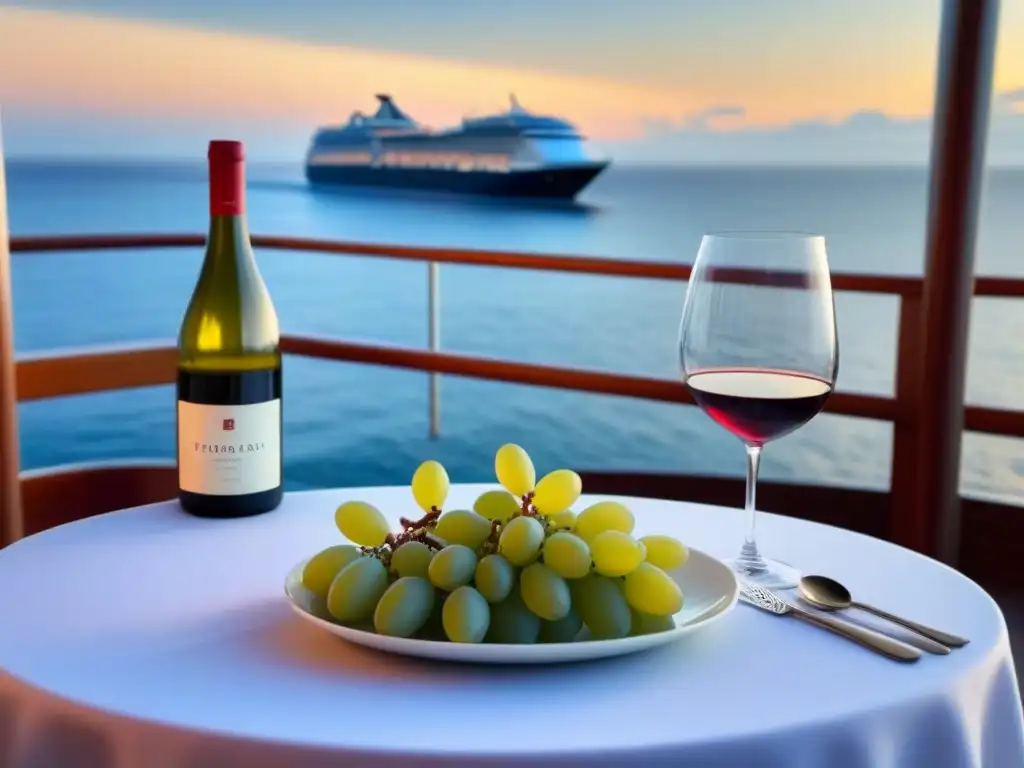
top-left (0, 486), bottom-right (1021, 768)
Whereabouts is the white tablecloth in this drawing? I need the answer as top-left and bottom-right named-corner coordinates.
top-left (0, 485), bottom-right (1021, 768)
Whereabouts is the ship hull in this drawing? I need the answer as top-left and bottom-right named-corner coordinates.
top-left (305, 162), bottom-right (608, 200)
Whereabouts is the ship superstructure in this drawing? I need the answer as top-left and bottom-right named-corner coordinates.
top-left (305, 94), bottom-right (609, 199)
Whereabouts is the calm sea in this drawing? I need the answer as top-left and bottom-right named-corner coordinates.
top-left (6, 161), bottom-right (1024, 504)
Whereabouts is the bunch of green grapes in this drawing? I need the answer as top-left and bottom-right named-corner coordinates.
top-left (299, 459), bottom-right (451, 634)
top-left (299, 444), bottom-right (692, 645)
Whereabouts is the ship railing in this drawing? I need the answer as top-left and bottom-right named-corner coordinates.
top-left (2, 232), bottom-right (1023, 590)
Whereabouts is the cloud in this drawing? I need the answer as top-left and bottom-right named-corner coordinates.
top-left (995, 88), bottom-right (1024, 113)
top-left (0, 6), bottom-right (697, 149)
top-left (2, 6), bottom-right (1021, 165)
top-left (642, 105), bottom-right (746, 136)
top-left (600, 93), bottom-right (1024, 166)
top-left (684, 105), bottom-right (746, 130)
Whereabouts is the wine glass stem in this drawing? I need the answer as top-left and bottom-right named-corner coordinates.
top-left (737, 444), bottom-right (768, 573)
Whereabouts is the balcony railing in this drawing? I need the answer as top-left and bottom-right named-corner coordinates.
top-left (0, 0), bottom-right (1008, 590)
top-left (5, 232), bottom-right (1024, 589)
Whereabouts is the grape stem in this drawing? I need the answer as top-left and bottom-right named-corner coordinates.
top-left (385, 508), bottom-right (445, 553)
top-left (482, 519), bottom-right (502, 551)
top-left (421, 532), bottom-right (447, 550)
top-left (520, 492), bottom-right (538, 517)
top-left (399, 507), bottom-right (442, 532)
top-left (386, 527), bottom-right (446, 552)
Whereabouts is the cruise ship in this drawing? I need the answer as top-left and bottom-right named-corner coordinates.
top-left (304, 94), bottom-right (609, 200)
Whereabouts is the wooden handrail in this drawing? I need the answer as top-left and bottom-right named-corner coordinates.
top-left (13, 232), bottom-right (1024, 297)
top-left (15, 342), bottom-right (178, 400)
top-left (0, 233), bottom-right (954, 297)
top-left (8, 233), bottom-right (1024, 437)
top-left (14, 334), bottom-right (1024, 437)
top-left (9, 229), bottom-right (1024, 567)
top-left (14, 335), bottom-right (898, 419)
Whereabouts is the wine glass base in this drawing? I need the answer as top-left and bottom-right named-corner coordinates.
top-left (725, 556), bottom-right (801, 591)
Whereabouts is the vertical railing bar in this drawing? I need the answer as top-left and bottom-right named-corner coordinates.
top-left (427, 261), bottom-right (441, 439)
top-left (888, 294), bottom-right (924, 546)
top-left (907, 0), bottom-right (1000, 562)
top-left (0, 113), bottom-right (24, 547)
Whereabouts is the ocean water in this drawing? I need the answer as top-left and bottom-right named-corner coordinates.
top-left (6, 161), bottom-right (1024, 504)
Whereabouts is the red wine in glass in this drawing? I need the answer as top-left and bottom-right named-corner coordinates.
top-left (677, 232), bottom-right (839, 590)
top-left (686, 368), bottom-right (833, 445)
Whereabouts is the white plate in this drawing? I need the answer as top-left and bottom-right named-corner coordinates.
top-left (284, 546), bottom-right (738, 664)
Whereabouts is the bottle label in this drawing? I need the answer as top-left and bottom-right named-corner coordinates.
top-left (177, 399), bottom-right (281, 495)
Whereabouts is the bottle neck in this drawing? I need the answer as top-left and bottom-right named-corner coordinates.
top-left (207, 151), bottom-right (250, 260)
top-left (209, 156), bottom-right (245, 216)
top-left (207, 214), bottom-right (250, 256)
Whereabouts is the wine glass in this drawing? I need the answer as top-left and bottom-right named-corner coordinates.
top-left (678, 233), bottom-right (838, 589)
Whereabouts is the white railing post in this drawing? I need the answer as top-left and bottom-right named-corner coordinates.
top-left (427, 261), bottom-right (441, 438)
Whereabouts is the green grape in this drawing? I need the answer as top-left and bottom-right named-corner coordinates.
top-left (434, 509), bottom-right (492, 550)
top-left (532, 469), bottom-right (582, 515)
top-left (574, 501), bottom-right (635, 543)
top-left (486, 589), bottom-right (541, 644)
top-left (630, 609), bottom-right (676, 636)
top-left (475, 554), bottom-right (515, 603)
top-left (427, 544), bottom-right (478, 591)
top-left (542, 532), bottom-right (591, 579)
top-left (520, 563), bottom-right (571, 621)
top-left (498, 515), bottom-right (545, 565)
top-left (411, 460), bottom-right (449, 512)
top-left (539, 607), bottom-right (583, 643)
top-left (373, 577), bottom-right (435, 638)
top-left (443, 586), bottom-right (490, 643)
top-left (571, 574), bottom-right (632, 640)
top-left (547, 509), bottom-right (576, 530)
top-left (473, 490), bottom-right (521, 522)
top-left (391, 540), bottom-right (434, 579)
top-left (334, 501), bottom-right (390, 547)
top-left (639, 535), bottom-right (689, 572)
top-left (326, 556), bottom-right (389, 623)
top-left (591, 531), bottom-right (645, 577)
top-left (624, 563), bottom-right (684, 616)
top-left (495, 443), bottom-right (535, 497)
top-left (302, 544), bottom-right (361, 598)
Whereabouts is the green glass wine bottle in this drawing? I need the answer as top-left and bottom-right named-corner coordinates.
top-left (176, 140), bottom-right (283, 517)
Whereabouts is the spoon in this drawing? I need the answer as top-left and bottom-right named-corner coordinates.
top-left (798, 575), bottom-right (969, 650)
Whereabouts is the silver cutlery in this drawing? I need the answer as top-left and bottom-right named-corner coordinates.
top-left (798, 575), bottom-right (969, 649)
top-left (740, 583), bottom-right (921, 662)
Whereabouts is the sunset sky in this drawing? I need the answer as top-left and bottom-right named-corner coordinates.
top-left (2, 0), bottom-right (1024, 163)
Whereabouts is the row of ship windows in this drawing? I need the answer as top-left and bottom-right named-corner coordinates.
top-left (311, 151), bottom-right (513, 172)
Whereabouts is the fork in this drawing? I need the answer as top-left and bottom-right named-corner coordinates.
top-left (740, 583), bottom-right (921, 662)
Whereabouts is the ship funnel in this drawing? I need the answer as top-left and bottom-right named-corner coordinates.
top-left (371, 94), bottom-right (414, 123)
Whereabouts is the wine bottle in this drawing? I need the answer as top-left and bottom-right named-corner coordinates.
top-left (176, 140), bottom-right (283, 517)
